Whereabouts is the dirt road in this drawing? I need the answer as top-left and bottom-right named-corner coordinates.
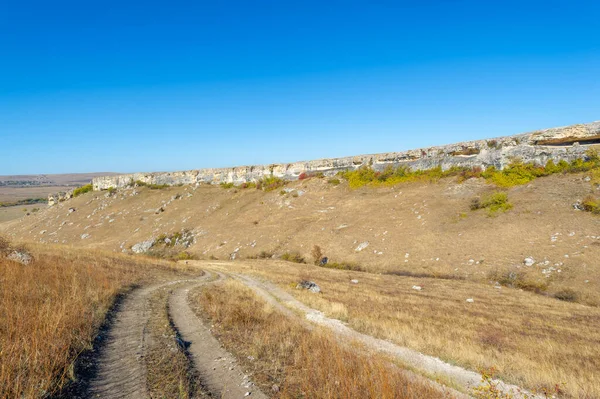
top-left (87, 272), bottom-right (266, 399)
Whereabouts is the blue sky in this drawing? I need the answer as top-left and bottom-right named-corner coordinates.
top-left (1, 1), bottom-right (599, 174)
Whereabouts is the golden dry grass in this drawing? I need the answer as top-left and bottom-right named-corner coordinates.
top-left (214, 260), bottom-right (600, 399)
top-left (192, 279), bottom-right (449, 399)
top-left (145, 286), bottom-right (208, 399)
top-left (0, 242), bottom-right (181, 399)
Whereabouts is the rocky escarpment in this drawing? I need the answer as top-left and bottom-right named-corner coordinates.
top-left (89, 121), bottom-right (600, 192)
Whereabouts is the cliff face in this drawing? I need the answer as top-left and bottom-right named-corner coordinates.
top-left (90, 121), bottom-right (600, 190)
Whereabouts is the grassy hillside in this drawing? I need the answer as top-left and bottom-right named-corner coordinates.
top-left (3, 169), bottom-right (598, 305)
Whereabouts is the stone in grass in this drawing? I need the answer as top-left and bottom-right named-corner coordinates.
top-left (466, 298), bottom-right (474, 303)
top-left (7, 250), bottom-right (33, 265)
top-left (524, 257), bottom-right (535, 267)
top-left (412, 285), bottom-right (422, 291)
top-left (296, 280), bottom-right (321, 293)
top-left (350, 279), bottom-right (359, 284)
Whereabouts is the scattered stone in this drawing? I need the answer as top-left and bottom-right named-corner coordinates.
top-left (81, 233), bottom-right (90, 240)
top-left (412, 285), bottom-right (422, 291)
top-left (355, 241), bottom-right (369, 252)
top-left (296, 280), bottom-right (321, 293)
top-left (584, 176), bottom-right (591, 182)
top-left (132, 239), bottom-right (155, 253)
top-left (466, 298), bottom-right (474, 303)
top-left (7, 250), bottom-right (33, 265)
top-left (155, 207), bottom-right (164, 214)
top-left (350, 279), bottom-right (359, 284)
top-left (271, 385), bottom-right (280, 393)
top-left (68, 207), bottom-right (76, 213)
top-left (573, 201), bottom-right (585, 211)
top-left (524, 257), bottom-right (535, 267)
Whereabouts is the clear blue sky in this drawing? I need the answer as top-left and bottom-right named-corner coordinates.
top-left (1, 1), bottom-right (599, 174)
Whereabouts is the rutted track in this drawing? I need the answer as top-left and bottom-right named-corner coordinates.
top-left (169, 272), bottom-right (267, 399)
top-left (86, 272), bottom-right (266, 399)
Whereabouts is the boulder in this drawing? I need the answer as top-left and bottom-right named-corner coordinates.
top-left (132, 239), bottom-right (155, 254)
top-left (355, 241), bottom-right (369, 252)
top-left (7, 250), bottom-right (33, 265)
top-left (296, 280), bottom-right (321, 293)
top-left (524, 257), bottom-right (535, 267)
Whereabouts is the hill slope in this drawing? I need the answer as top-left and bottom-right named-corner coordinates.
top-left (2, 171), bottom-right (599, 304)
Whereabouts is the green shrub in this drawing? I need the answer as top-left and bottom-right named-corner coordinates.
top-left (321, 261), bottom-right (364, 272)
top-left (240, 182), bottom-right (257, 189)
top-left (176, 251), bottom-right (196, 261)
top-left (281, 252), bottom-right (305, 263)
top-left (248, 250), bottom-right (273, 259)
top-left (342, 165), bottom-right (469, 189)
top-left (147, 183), bottom-right (169, 190)
top-left (489, 270), bottom-right (548, 294)
top-left (582, 195), bottom-right (600, 214)
top-left (257, 176), bottom-right (286, 192)
top-left (553, 289), bottom-right (579, 302)
top-left (220, 182), bottom-right (235, 189)
top-left (107, 187), bottom-right (117, 195)
top-left (327, 178), bottom-right (341, 185)
top-left (470, 191), bottom-right (512, 216)
top-left (72, 184), bottom-right (93, 197)
top-left (482, 151), bottom-right (600, 187)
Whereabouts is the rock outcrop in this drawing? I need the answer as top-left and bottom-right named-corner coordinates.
top-left (90, 121), bottom-right (600, 191)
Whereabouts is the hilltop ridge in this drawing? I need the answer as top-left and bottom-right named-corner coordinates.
top-left (90, 121), bottom-right (600, 191)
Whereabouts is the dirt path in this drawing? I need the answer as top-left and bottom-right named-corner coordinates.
top-left (169, 273), bottom-right (268, 399)
top-left (88, 284), bottom-right (154, 398)
top-left (87, 272), bottom-right (266, 399)
top-left (197, 263), bottom-right (540, 399)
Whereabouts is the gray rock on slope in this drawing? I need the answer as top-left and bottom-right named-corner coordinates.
top-left (132, 239), bottom-right (155, 254)
top-left (296, 280), bottom-right (321, 293)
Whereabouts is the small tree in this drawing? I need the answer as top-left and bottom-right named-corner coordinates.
top-left (311, 245), bottom-right (323, 265)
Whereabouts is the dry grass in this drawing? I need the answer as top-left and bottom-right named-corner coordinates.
top-left (222, 260), bottom-right (600, 399)
top-left (0, 241), bottom-right (182, 399)
top-left (192, 280), bottom-right (447, 399)
top-left (145, 285), bottom-right (208, 398)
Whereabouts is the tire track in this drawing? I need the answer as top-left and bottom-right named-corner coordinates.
top-left (87, 277), bottom-right (208, 398)
top-left (168, 272), bottom-right (268, 399)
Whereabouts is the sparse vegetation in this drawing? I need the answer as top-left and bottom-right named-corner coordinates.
top-left (311, 244), bottom-right (323, 265)
top-left (0, 197), bottom-right (46, 208)
top-left (553, 289), bottom-right (579, 302)
top-left (107, 186), bottom-right (117, 195)
top-left (327, 177), bottom-right (341, 185)
top-left (256, 176), bottom-right (286, 191)
top-left (220, 182), bottom-right (235, 189)
top-left (280, 251), bottom-right (305, 263)
top-left (582, 195), bottom-right (600, 214)
top-left (72, 184), bottom-right (93, 197)
top-left (321, 260), bottom-right (364, 271)
top-left (248, 250), bottom-right (274, 259)
top-left (470, 191), bottom-right (513, 216)
top-left (481, 149), bottom-right (600, 187)
top-left (489, 269), bottom-right (548, 294)
top-left (340, 149), bottom-right (600, 189)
